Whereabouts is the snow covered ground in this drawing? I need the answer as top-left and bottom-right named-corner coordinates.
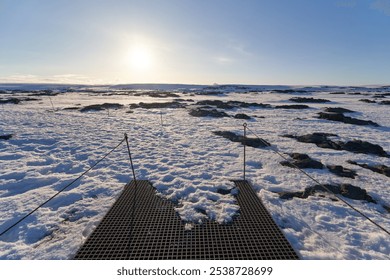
top-left (0, 84), bottom-right (389, 259)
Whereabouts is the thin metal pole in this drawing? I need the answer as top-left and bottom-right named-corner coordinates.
top-left (243, 123), bottom-right (247, 181)
top-left (124, 133), bottom-right (137, 183)
top-left (49, 96), bottom-right (55, 111)
top-left (124, 133), bottom-right (138, 256)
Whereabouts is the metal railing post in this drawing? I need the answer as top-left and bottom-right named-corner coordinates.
top-left (243, 123), bottom-right (247, 181)
top-left (124, 133), bottom-right (138, 255)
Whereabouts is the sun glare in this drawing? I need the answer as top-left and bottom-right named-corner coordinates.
top-left (127, 46), bottom-right (152, 71)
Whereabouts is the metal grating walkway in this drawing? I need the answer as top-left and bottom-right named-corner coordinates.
top-left (74, 180), bottom-right (299, 260)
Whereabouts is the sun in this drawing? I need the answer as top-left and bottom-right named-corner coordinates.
top-left (127, 46), bottom-right (152, 71)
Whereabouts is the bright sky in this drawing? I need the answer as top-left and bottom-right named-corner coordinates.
top-left (1, 0), bottom-right (390, 85)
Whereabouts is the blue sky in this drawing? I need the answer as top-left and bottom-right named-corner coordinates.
top-left (1, 0), bottom-right (390, 85)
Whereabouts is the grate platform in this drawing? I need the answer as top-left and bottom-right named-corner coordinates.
top-left (74, 180), bottom-right (299, 259)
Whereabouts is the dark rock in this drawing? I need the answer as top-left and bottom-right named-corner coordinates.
top-left (289, 97), bottom-right (331, 103)
top-left (348, 92), bottom-right (362, 95)
top-left (317, 112), bottom-right (379, 127)
top-left (374, 93), bottom-right (390, 98)
top-left (284, 133), bottom-right (389, 157)
top-left (271, 89), bottom-right (309, 93)
top-left (275, 104), bottom-right (310, 109)
top-left (28, 90), bottom-right (60, 96)
top-left (380, 100), bottom-right (390, 105)
top-left (213, 131), bottom-right (270, 148)
top-left (327, 165), bottom-right (357, 178)
top-left (383, 205), bottom-right (390, 213)
top-left (284, 132), bottom-right (338, 146)
top-left (189, 108), bottom-right (229, 118)
top-left (0, 134), bottom-right (13, 140)
top-left (22, 97), bottom-right (40, 102)
top-left (347, 160), bottom-right (390, 177)
top-left (279, 189), bottom-right (313, 200)
top-left (130, 101), bottom-right (184, 109)
top-left (217, 188), bottom-right (232, 195)
top-left (193, 90), bottom-right (224, 95)
top-left (194, 208), bottom-right (207, 215)
top-left (80, 103), bottom-right (124, 112)
top-left (234, 113), bottom-right (251, 120)
top-left (103, 91), bottom-right (136, 96)
top-left (228, 101), bottom-right (271, 108)
top-left (329, 92), bottom-right (346, 95)
top-left (330, 184), bottom-right (375, 202)
top-left (0, 97), bottom-right (40, 104)
top-left (280, 153), bottom-right (324, 169)
top-left (174, 98), bottom-right (194, 102)
top-left (0, 98), bottom-right (20, 104)
top-left (272, 89), bottom-right (296, 93)
top-left (342, 140), bottom-right (388, 157)
top-left (195, 100), bottom-right (271, 109)
top-left (195, 100), bottom-right (234, 109)
top-left (134, 91), bottom-right (180, 98)
top-left (63, 107), bottom-right (80, 110)
top-left (279, 184), bottom-right (375, 203)
top-left (324, 107), bottom-right (355, 113)
top-left (359, 99), bottom-right (376, 103)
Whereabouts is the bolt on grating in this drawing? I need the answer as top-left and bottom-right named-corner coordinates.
top-left (74, 180), bottom-right (299, 260)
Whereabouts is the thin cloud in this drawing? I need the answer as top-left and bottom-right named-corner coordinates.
top-left (371, 0), bottom-right (390, 15)
top-left (0, 74), bottom-right (99, 84)
top-left (214, 56), bottom-right (234, 65)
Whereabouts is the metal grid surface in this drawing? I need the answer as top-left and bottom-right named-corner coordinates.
top-left (74, 180), bottom-right (299, 260)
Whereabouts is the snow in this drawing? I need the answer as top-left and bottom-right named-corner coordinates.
top-left (0, 84), bottom-right (389, 259)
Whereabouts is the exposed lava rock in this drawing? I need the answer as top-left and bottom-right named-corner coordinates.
top-left (216, 188), bottom-right (232, 195)
top-left (342, 140), bottom-right (388, 157)
top-left (280, 153), bottom-right (324, 169)
top-left (189, 108), bottom-right (230, 118)
top-left (347, 160), bottom-right (390, 177)
top-left (130, 101), bottom-right (184, 109)
top-left (80, 103), bottom-right (124, 112)
top-left (28, 90), bottom-right (61, 96)
top-left (279, 184), bottom-right (375, 203)
top-left (317, 112), bottom-right (379, 127)
top-left (0, 98), bottom-right (20, 104)
top-left (283, 132), bottom-right (339, 149)
top-left (213, 131), bottom-right (270, 148)
top-left (133, 91), bottom-right (180, 98)
top-left (327, 165), bottom-right (357, 179)
top-left (374, 93), bottom-right (390, 98)
top-left (289, 97), bottom-right (331, 103)
top-left (0, 97), bottom-right (40, 104)
top-left (272, 89), bottom-right (297, 93)
top-left (195, 100), bottom-right (271, 109)
top-left (234, 113), bottom-right (252, 120)
top-left (192, 90), bottom-right (225, 95)
top-left (275, 104), bottom-right (310, 109)
top-left (63, 107), bottom-right (80, 110)
top-left (324, 107), bottom-right (355, 113)
top-left (359, 99), bottom-right (376, 103)
top-left (284, 133), bottom-right (389, 157)
top-left (0, 134), bottom-right (13, 140)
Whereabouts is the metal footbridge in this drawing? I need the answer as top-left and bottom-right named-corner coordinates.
top-left (74, 180), bottom-right (299, 260)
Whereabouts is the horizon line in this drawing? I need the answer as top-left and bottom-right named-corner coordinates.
top-left (0, 82), bottom-right (389, 88)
